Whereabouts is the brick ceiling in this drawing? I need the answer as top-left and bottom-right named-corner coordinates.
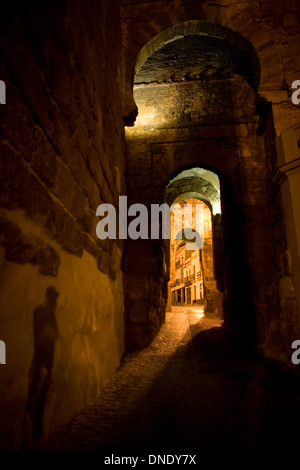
top-left (135, 34), bottom-right (255, 88)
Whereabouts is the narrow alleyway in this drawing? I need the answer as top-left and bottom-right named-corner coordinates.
top-left (45, 309), bottom-right (300, 452)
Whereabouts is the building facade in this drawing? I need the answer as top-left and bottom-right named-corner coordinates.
top-left (171, 245), bottom-right (204, 306)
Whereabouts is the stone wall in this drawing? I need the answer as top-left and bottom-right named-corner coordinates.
top-left (0, 0), bottom-right (126, 449)
top-left (261, 109), bottom-right (300, 360)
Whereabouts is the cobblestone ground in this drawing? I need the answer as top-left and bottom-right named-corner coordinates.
top-left (45, 308), bottom-right (300, 452)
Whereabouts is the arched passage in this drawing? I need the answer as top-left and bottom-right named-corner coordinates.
top-left (123, 17), bottom-right (282, 351)
top-left (122, 18), bottom-right (283, 125)
top-left (166, 168), bottom-right (223, 316)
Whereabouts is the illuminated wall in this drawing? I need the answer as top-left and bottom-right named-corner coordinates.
top-left (0, 0), bottom-right (126, 449)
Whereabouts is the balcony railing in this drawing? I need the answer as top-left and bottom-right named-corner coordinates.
top-left (171, 279), bottom-right (181, 288)
top-left (175, 260), bottom-right (183, 269)
top-left (184, 274), bottom-right (196, 285)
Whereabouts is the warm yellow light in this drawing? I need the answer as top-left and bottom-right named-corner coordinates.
top-left (213, 201), bottom-right (221, 215)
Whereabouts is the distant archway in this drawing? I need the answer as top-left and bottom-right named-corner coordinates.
top-left (123, 14), bottom-right (279, 350)
top-left (167, 168), bottom-right (223, 316)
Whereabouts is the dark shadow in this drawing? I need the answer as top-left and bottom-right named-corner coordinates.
top-left (44, 314), bottom-right (300, 453)
top-left (22, 286), bottom-right (59, 449)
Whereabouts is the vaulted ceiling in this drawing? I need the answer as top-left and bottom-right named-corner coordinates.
top-left (133, 33), bottom-right (257, 128)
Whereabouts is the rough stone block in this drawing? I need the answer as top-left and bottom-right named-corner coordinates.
top-left (57, 215), bottom-right (85, 257)
top-left (54, 162), bottom-right (77, 213)
top-left (0, 217), bottom-right (60, 276)
top-left (129, 304), bottom-right (149, 324)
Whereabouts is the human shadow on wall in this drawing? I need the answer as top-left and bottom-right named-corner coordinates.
top-left (22, 286), bottom-right (59, 449)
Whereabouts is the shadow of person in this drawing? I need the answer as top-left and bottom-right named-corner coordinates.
top-left (22, 286), bottom-right (59, 449)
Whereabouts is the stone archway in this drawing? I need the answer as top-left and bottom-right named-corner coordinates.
top-left (123, 129), bottom-right (274, 349)
top-left (122, 17), bottom-right (283, 125)
top-left (123, 13), bottom-right (284, 352)
top-left (166, 169), bottom-right (223, 317)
